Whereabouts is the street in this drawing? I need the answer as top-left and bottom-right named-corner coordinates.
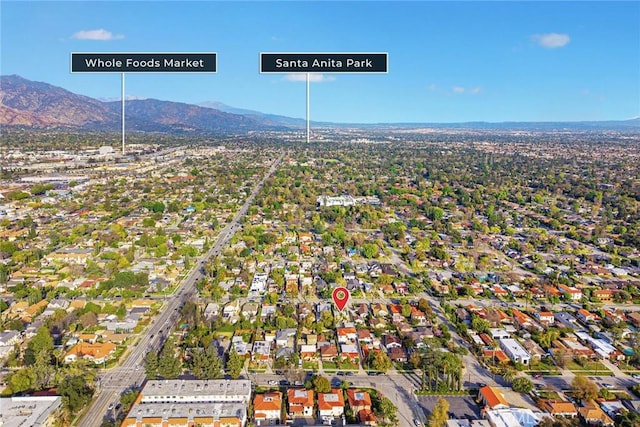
top-left (77, 152), bottom-right (285, 427)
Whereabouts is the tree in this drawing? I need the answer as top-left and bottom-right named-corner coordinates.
top-left (471, 316), bottom-right (490, 334)
top-left (227, 347), bottom-right (244, 379)
top-left (190, 347), bottom-right (223, 379)
top-left (157, 340), bottom-right (182, 379)
top-left (25, 326), bottom-right (54, 366)
top-left (119, 390), bottom-right (140, 414)
top-left (571, 375), bottom-right (598, 403)
top-left (311, 375), bottom-right (331, 393)
top-left (375, 396), bottom-right (398, 425)
top-left (58, 375), bottom-right (94, 413)
top-left (361, 243), bottom-right (379, 259)
top-left (401, 304), bottom-right (412, 318)
top-left (7, 367), bottom-right (36, 394)
top-left (366, 350), bottom-right (392, 373)
top-left (427, 397), bottom-right (449, 427)
top-left (145, 351), bottom-right (159, 379)
top-left (511, 377), bottom-right (534, 393)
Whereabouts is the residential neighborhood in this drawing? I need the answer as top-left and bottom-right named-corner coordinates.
top-left (1, 129), bottom-right (640, 427)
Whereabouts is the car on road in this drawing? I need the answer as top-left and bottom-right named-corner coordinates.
top-left (336, 371), bottom-right (345, 376)
top-left (633, 374), bottom-right (640, 379)
top-left (414, 419), bottom-right (422, 427)
top-left (345, 371), bottom-right (354, 376)
top-left (294, 381), bottom-right (303, 386)
top-left (533, 374), bottom-right (542, 379)
top-left (268, 380), bottom-right (278, 385)
top-left (108, 403), bottom-right (114, 410)
top-left (602, 384), bottom-right (614, 389)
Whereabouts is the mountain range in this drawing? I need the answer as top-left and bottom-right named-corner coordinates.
top-left (1, 74), bottom-right (638, 133)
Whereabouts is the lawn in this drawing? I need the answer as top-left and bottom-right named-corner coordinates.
top-left (323, 361), bottom-right (338, 371)
top-left (536, 390), bottom-right (562, 400)
top-left (527, 360), bottom-right (561, 375)
top-left (303, 360), bottom-right (318, 371)
top-left (566, 360), bottom-right (611, 375)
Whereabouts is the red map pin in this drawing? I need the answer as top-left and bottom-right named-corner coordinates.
top-left (332, 287), bottom-right (350, 312)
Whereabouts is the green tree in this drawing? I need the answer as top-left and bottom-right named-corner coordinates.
top-left (7, 367), bottom-right (36, 394)
top-left (571, 375), bottom-right (598, 403)
top-left (227, 347), bottom-right (244, 379)
top-left (190, 347), bottom-right (223, 380)
top-left (402, 304), bottom-right (412, 318)
top-left (25, 326), bottom-right (54, 366)
top-left (511, 377), bottom-right (534, 394)
top-left (145, 351), bottom-right (159, 379)
top-left (311, 375), bottom-right (331, 393)
top-left (366, 350), bottom-right (392, 373)
top-left (58, 375), bottom-right (94, 413)
top-left (361, 243), bottom-right (379, 259)
top-left (119, 390), bottom-right (140, 414)
top-left (427, 397), bottom-right (449, 427)
top-left (375, 396), bottom-right (398, 425)
top-left (157, 340), bottom-right (182, 379)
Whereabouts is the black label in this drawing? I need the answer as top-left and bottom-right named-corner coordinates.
top-left (71, 53), bottom-right (217, 73)
top-left (261, 53), bottom-right (388, 73)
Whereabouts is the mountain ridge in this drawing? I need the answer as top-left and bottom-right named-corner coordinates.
top-left (1, 74), bottom-right (638, 132)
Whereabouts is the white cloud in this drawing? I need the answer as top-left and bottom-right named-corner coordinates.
top-left (451, 86), bottom-right (481, 95)
top-left (283, 73), bottom-right (336, 83)
top-left (532, 33), bottom-right (571, 49)
top-left (427, 83), bottom-right (437, 91)
top-left (71, 29), bottom-right (124, 41)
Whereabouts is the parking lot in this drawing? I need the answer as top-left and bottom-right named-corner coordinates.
top-left (416, 395), bottom-right (482, 420)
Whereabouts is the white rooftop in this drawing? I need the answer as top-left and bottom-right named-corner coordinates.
top-left (0, 396), bottom-right (61, 427)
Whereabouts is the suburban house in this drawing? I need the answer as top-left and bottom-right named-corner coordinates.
top-left (254, 392), bottom-right (282, 425)
top-left (536, 311), bottom-right (555, 325)
top-left (576, 309), bottom-right (598, 324)
top-left (499, 338), bottom-right (531, 365)
top-left (539, 400), bottom-right (578, 418)
top-left (64, 342), bottom-right (117, 364)
top-left (558, 284), bottom-right (582, 301)
top-left (577, 402), bottom-right (615, 426)
top-left (287, 389), bottom-right (314, 418)
top-left (478, 386), bottom-right (509, 410)
top-left (347, 390), bottom-right (375, 426)
top-left (346, 389), bottom-right (372, 413)
top-left (317, 389), bottom-right (345, 418)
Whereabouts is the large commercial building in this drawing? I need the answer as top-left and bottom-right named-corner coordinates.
top-left (121, 380), bottom-right (251, 427)
top-left (0, 396), bottom-right (61, 427)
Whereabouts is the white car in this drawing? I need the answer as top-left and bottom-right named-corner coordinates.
top-left (267, 380), bottom-right (278, 385)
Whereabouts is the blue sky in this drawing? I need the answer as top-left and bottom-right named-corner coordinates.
top-left (1, 1), bottom-right (639, 123)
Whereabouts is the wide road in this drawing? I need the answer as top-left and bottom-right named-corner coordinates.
top-left (78, 152), bottom-right (285, 427)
